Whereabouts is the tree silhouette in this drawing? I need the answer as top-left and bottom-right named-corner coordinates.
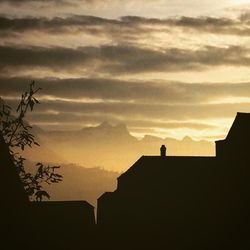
top-left (0, 81), bottom-right (62, 201)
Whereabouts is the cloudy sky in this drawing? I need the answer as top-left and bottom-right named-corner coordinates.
top-left (1, 0), bottom-right (250, 140)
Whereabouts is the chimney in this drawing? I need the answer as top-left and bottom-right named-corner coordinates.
top-left (160, 145), bottom-right (166, 157)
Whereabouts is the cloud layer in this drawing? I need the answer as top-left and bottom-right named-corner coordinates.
top-left (1, 45), bottom-right (250, 76)
top-left (0, 14), bottom-right (248, 36)
top-left (0, 0), bottom-right (235, 19)
top-left (1, 1), bottom-right (250, 139)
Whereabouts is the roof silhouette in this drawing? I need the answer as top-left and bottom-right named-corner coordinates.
top-left (118, 155), bottom-right (215, 186)
top-left (216, 112), bottom-right (250, 159)
top-left (225, 112), bottom-right (250, 141)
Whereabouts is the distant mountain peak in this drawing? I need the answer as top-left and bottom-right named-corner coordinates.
top-left (98, 121), bottom-right (112, 129)
top-left (182, 136), bottom-right (193, 142)
top-left (142, 135), bottom-right (162, 142)
top-left (79, 121), bottom-right (132, 141)
top-left (114, 122), bottom-right (128, 131)
top-left (96, 122), bottom-right (129, 133)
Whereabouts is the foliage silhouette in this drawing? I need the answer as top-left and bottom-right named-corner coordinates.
top-left (0, 81), bottom-right (62, 201)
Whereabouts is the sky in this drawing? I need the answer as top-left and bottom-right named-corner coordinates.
top-left (1, 0), bottom-right (250, 140)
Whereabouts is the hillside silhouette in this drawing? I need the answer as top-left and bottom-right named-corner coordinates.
top-left (37, 163), bottom-right (119, 207)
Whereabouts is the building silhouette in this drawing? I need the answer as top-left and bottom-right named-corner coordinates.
top-left (97, 112), bottom-right (250, 249)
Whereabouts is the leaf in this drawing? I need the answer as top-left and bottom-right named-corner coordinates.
top-left (52, 166), bottom-right (60, 170)
top-left (35, 191), bottom-right (50, 201)
top-left (33, 97), bottom-right (40, 104)
top-left (29, 100), bottom-right (35, 111)
top-left (53, 174), bottom-right (63, 178)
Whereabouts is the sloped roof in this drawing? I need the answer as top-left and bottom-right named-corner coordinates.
top-left (118, 155), bottom-right (215, 179)
top-left (118, 155), bottom-right (216, 183)
top-left (98, 192), bottom-right (114, 201)
top-left (225, 112), bottom-right (250, 141)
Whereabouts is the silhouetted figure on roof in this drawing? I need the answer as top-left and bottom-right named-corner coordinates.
top-left (160, 144), bottom-right (166, 156)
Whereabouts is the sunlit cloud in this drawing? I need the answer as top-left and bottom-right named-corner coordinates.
top-left (0, 0), bottom-right (243, 19)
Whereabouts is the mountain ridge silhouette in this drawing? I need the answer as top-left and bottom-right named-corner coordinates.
top-left (26, 122), bottom-right (215, 171)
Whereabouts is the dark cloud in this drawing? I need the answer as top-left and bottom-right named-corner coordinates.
top-left (23, 99), bottom-right (250, 122)
top-left (0, 15), bottom-right (120, 33)
top-left (0, 45), bottom-right (249, 75)
top-left (0, 0), bottom-right (72, 5)
top-left (0, 14), bottom-right (249, 36)
top-left (1, 77), bottom-right (250, 105)
top-left (0, 46), bottom-right (91, 71)
top-left (99, 45), bottom-right (250, 73)
top-left (121, 15), bottom-right (235, 28)
top-left (0, 0), bottom-right (97, 3)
